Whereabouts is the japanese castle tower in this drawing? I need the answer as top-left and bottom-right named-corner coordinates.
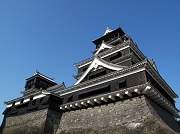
top-left (1, 27), bottom-right (180, 134)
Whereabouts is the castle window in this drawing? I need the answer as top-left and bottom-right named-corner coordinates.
top-left (68, 95), bottom-right (73, 102)
top-left (27, 80), bottom-right (34, 86)
top-left (119, 80), bottom-right (126, 89)
top-left (89, 70), bottom-right (106, 80)
top-left (132, 60), bottom-right (135, 65)
top-left (110, 52), bottom-right (122, 61)
top-left (40, 81), bottom-right (47, 88)
top-left (78, 84), bottom-right (110, 99)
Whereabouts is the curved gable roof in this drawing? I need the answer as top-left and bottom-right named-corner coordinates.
top-left (74, 56), bottom-right (126, 85)
top-left (94, 41), bottom-right (113, 55)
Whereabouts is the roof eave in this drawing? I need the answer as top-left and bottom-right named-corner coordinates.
top-left (92, 27), bottom-right (125, 44)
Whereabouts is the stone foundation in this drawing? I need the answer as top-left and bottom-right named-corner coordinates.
top-left (1, 95), bottom-right (180, 134)
top-left (1, 109), bottom-right (62, 134)
top-left (57, 95), bottom-right (180, 134)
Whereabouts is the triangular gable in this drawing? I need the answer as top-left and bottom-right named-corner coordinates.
top-left (74, 56), bottom-right (126, 85)
top-left (103, 27), bottom-right (112, 35)
top-left (94, 41), bottom-right (113, 55)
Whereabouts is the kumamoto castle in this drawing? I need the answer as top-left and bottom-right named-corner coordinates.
top-left (1, 27), bottom-right (180, 134)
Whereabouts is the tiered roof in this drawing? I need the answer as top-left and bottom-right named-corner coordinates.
top-left (74, 39), bottom-right (145, 68)
top-left (58, 27), bottom-right (179, 118)
top-left (4, 72), bottom-right (65, 106)
top-left (3, 26), bottom-right (179, 119)
top-left (60, 59), bottom-right (178, 98)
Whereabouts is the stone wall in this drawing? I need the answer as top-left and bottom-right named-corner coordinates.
top-left (1, 95), bottom-right (180, 134)
top-left (44, 109), bottom-right (62, 134)
top-left (1, 109), bottom-right (62, 134)
top-left (1, 109), bottom-right (48, 134)
top-left (57, 95), bottom-right (180, 134)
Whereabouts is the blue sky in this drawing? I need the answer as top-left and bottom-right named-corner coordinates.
top-left (0, 1), bottom-right (180, 123)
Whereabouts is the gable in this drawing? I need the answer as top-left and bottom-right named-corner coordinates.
top-left (74, 56), bottom-right (126, 85)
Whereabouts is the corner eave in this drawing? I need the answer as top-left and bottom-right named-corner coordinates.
top-left (59, 83), bottom-right (179, 117)
top-left (145, 61), bottom-right (178, 98)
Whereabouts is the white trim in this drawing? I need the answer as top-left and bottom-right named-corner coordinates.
top-left (130, 46), bottom-right (144, 61)
top-left (95, 42), bottom-right (112, 55)
top-left (39, 73), bottom-right (54, 82)
top-left (116, 58), bottom-right (132, 65)
top-left (94, 98), bottom-right (100, 104)
top-left (145, 69), bottom-right (176, 98)
top-left (87, 100), bottom-right (94, 105)
top-left (61, 67), bottom-right (145, 96)
top-left (59, 84), bottom-right (179, 117)
top-left (78, 45), bottom-right (130, 68)
top-left (78, 61), bottom-right (92, 69)
top-left (15, 101), bottom-right (21, 105)
top-left (101, 45), bottom-right (129, 58)
top-left (33, 94), bottom-right (46, 100)
top-left (34, 72), bottom-right (54, 82)
top-left (42, 90), bottom-right (51, 94)
top-left (7, 104), bottom-right (12, 107)
top-left (101, 97), bottom-right (108, 102)
top-left (23, 98), bottom-right (30, 103)
top-left (74, 57), bottom-right (125, 85)
top-left (103, 27), bottom-right (112, 35)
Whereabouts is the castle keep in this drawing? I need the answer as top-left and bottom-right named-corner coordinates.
top-left (1, 27), bottom-right (180, 134)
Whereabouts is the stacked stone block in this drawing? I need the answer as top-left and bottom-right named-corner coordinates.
top-left (1, 109), bottom-right (62, 134)
top-left (57, 95), bottom-right (180, 134)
